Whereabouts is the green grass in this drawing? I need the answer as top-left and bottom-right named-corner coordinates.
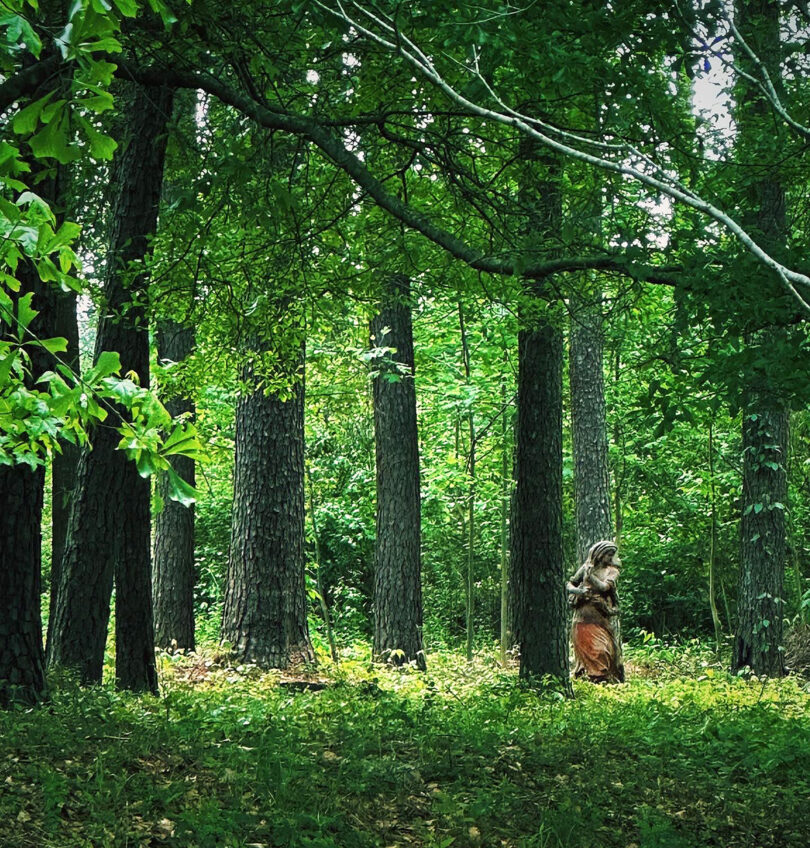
top-left (1, 643), bottom-right (808, 847)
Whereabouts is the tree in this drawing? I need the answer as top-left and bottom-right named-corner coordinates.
top-left (0, 257), bottom-right (52, 706)
top-left (48, 282), bottom-right (80, 641)
top-left (731, 0), bottom-right (791, 676)
top-left (153, 321), bottom-right (197, 652)
top-left (0, 462), bottom-right (45, 706)
top-left (221, 341), bottom-right (315, 669)
top-left (568, 157), bottom-right (613, 565)
top-left (319, 0), bottom-right (810, 311)
top-left (48, 83), bottom-right (175, 692)
top-left (570, 290), bottom-right (613, 564)
top-left (509, 139), bottom-right (569, 685)
top-left (369, 274), bottom-right (426, 668)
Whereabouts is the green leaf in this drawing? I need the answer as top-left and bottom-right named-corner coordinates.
top-left (135, 450), bottom-right (159, 478)
top-left (82, 36), bottom-right (122, 52)
top-left (166, 467), bottom-right (198, 507)
top-left (105, 377), bottom-right (141, 407)
top-left (91, 350), bottom-right (121, 380)
top-left (40, 98), bottom-right (67, 125)
top-left (0, 352), bottom-right (17, 386)
top-left (74, 114), bottom-right (118, 159)
top-left (113, 0), bottom-right (137, 16)
top-left (162, 423), bottom-right (205, 458)
top-left (29, 114), bottom-right (80, 164)
top-left (16, 292), bottom-right (37, 332)
top-left (37, 336), bottom-right (68, 354)
top-left (46, 221), bottom-right (82, 252)
top-left (12, 91), bottom-right (56, 135)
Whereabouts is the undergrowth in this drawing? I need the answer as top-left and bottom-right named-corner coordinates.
top-left (1, 642), bottom-right (808, 847)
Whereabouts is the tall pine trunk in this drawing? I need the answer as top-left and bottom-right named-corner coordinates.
top-left (153, 322), bottom-right (197, 651)
top-left (0, 258), bottom-right (49, 704)
top-left (731, 0), bottom-right (789, 676)
top-left (1, 92), bottom-right (75, 705)
top-left (48, 288), bottom-right (80, 633)
top-left (569, 97), bottom-right (613, 566)
top-left (459, 302), bottom-right (476, 661)
top-left (570, 292), bottom-right (612, 565)
top-left (370, 275), bottom-right (425, 669)
top-left (510, 319), bottom-right (568, 683)
top-left (508, 138), bottom-right (569, 685)
top-left (48, 84), bottom-right (174, 691)
top-left (0, 268), bottom-right (57, 705)
top-left (0, 466), bottom-right (46, 707)
top-left (222, 346), bottom-right (314, 668)
top-left (734, 403), bottom-right (789, 674)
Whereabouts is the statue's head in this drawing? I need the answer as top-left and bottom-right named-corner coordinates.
top-left (588, 540), bottom-right (620, 568)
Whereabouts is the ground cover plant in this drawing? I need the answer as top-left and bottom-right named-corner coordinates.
top-left (2, 642), bottom-right (808, 848)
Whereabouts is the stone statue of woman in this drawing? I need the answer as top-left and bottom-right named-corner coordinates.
top-left (567, 540), bottom-right (624, 683)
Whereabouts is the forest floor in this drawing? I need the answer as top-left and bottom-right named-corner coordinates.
top-left (1, 639), bottom-right (808, 848)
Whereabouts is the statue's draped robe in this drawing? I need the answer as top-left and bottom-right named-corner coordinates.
top-left (571, 564), bottom-right (623, 683)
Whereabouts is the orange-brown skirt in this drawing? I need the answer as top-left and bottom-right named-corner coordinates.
top-left (572, 621), bottom-right (622, 683)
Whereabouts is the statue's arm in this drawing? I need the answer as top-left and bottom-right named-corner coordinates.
top-left (588, 567), bottom-right (618, 595)
top-left (568, 563), bottom-right (588, 586)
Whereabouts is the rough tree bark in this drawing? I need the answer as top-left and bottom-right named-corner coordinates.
top-left (48, 287), bottom-right (80, 630)
top-left (1, 82), bottom-right (75, 705)
top-left (152, 322), bottom-right (196, 651)
top-left (570, 292), bottom-right (613, 565)
top-left (510, 318), bottom-right (568, 683)
top-left (370, 274), bottom-right (426, 669)
top-left (731, 0), bottom-right (789, 677)
top-left (734, 403), bottom-right (789, 675)
top-left (0, 466), bottom-right (46, 707)
top-left (508, 136), bottom-right (569, 686)
top-left (221, 346), bottom-right (314, 668)
top-left (0, 261), bottom-right (50, 705)
top-left (47, 84), bottom-right (175, 692)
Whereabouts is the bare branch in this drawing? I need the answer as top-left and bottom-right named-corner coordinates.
top-left (725, 13), bottom-right (810, 141)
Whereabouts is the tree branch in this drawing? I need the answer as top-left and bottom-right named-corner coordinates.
top-left (0, 54), bottom-right (62, 114)
top-left (115, 59), bottom-right (677, 287)
top-left (315, 0), bottom-right (810, 313)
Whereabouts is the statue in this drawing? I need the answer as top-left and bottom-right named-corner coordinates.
top-left (567, 540), bottom-right (624, 683)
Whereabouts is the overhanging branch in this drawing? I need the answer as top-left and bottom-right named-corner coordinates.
top-left (315, 0), bottom-right (810, 314)
top-left (116, 61), bottom-right (677, 287)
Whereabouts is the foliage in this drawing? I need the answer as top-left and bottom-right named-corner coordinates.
top-left (1, 0), bottom-right (205, 494)
top-left (1, 643), bottom-right (808, 847)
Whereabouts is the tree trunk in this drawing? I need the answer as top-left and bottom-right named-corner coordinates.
top-left (0, 274), bottom-right (56, 705)
top-left (570, 294), bottom-right (613, 565)
top-left (499, 365), bottom-right (511, 665)
top-left (459, 302), bottom-right (476, 661)
top-left (733, 403), bottom-right (789, 675)
top-left (152, 322), bottom-right (197, 652)
top-left (48, 84), bottom-right (174, 692)
top-left (3, 20), bottom-right (83, 654)
top-left (0, 464), bottom-right (46, 707)
top-left (508, 138), bottom-right (569, 686)
top-left (222, 347), bottom-right (314, 668)
top-left (370, 274), bottom-right (426, 669)
top-left (1, 171), bottom-right (69, 705)
top-left (48, 289), bottom-right (80, 635)
top-left (731, 0), bottom-right (789, 677)
top-left (707, 423), bottom-right (724, 650)
top-left (510, 320), bottom-right (568, 684)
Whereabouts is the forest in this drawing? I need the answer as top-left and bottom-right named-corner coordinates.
top-left (1, 0), bottom-right (810, 846)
